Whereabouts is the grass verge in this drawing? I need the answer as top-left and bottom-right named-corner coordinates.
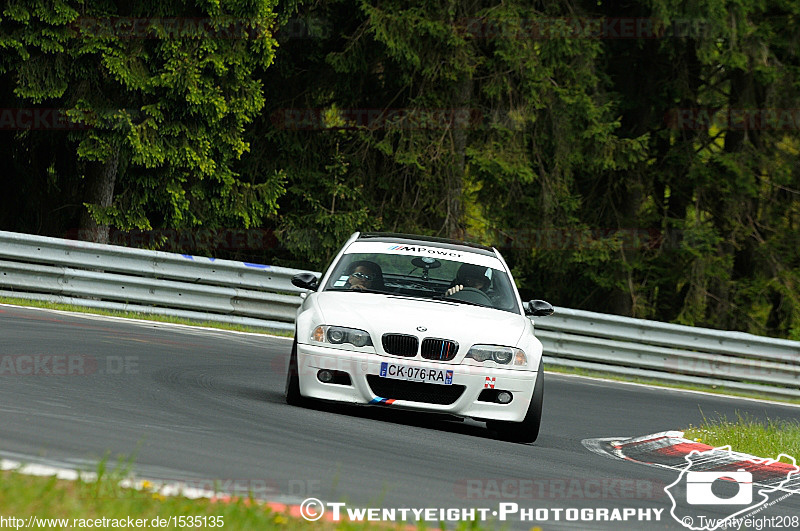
top-left (1, 470), bottom-right (293, 529)
top-left (0, 465), bottom-right (404, 531)
top-left (683, 412), bottom-right (800, 460)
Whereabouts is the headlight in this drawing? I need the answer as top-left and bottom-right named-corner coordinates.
top-left (466, 345), bottom-right (527, 366)
top-left (311, 325), bottom-right (373, 347)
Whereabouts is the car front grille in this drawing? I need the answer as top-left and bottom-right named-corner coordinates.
top-left (366, 376), bottom-right (465, 405)
top-left (381, 334), bottom-right (419, 357)
top-left (420, 338), bottom-right (458, 361)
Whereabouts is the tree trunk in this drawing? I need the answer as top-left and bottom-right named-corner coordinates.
top-left (79, 145), bottom-right (120, 244)
top-left (706, 68), bottom-right (764, 330)
top-left (445, 75), bottom-right (472, 240)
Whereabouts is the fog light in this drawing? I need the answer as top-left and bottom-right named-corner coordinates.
top-left (317, 370), bottom-right (334, 383)
top-left (496, 391), bottom-right (513, 404)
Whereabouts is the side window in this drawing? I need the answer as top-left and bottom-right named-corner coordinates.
top-left (327, 255), bottom-right (355, 289)
top-left (489, 270), bottom-right (518, 312)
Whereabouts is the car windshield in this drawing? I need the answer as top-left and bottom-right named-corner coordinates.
top-left (323, 249), bottom-right (521, 314)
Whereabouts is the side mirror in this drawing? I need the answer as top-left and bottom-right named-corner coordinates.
top-left (291, 272), bottom-right (319, 291)
top-left (525, 299), bottom-right (554, 317)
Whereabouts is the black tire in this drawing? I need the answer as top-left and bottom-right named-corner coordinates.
top-left (284, 338), bottom-right (306, 406)
top-left (487, 359), bottom-right (544, 443)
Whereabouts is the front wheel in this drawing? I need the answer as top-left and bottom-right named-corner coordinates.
top-left (487, 359), bottom-right (544, 443)
top-left (285, 339), bottom-right (307, 406)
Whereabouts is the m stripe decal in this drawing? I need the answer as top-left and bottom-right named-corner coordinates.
top-left (370, 397), bottom-right (396, 405)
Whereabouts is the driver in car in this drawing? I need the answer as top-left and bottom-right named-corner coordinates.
top-left (346, 261), bottom-right (385, 291)
top-left (445, 263), bottom-right (490, 296)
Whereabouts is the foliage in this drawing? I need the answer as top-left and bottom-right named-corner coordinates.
top-left (0, 0), bottom-right (283, 237)
top-left (1, 0), bottom-right (799, 338)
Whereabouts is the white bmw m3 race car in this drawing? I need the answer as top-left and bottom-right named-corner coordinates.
top-left (286, 232), bottom-right (554, 442)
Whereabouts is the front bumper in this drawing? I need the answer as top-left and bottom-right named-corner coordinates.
top-left (295, 343), bottom-right (538, 422)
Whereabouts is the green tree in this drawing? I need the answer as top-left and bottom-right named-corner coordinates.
top-left (260, 0), bottom-right (799, 337)
top-left (642, 0), bottom-right (800, 335)
top-left (0, 0), bottom-right (283, 243)
top-left (254, 0), bottom-right (647, 272)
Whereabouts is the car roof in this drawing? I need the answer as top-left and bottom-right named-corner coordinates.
top-left (357, 232), bottom-right (496, 257)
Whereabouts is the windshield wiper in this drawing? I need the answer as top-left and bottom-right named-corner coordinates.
top-left (432, 295), bottom-right (490, 308)
top-left (327, 287), bottom-right (394, 295)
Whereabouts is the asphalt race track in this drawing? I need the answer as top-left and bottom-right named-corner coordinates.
top-left (1, 304), bottom-right (798, 529)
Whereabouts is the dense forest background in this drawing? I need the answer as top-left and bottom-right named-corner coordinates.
top-left (0, 0), bottom-right (798, 339)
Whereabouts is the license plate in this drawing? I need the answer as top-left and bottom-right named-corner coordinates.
top-left (379, 362), bottom-right (453, 385)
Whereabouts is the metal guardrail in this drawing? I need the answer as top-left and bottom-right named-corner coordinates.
top-left (0, 230), bottom-right (798, 398)
top-left (536, 308), bottom-right (800, 399)
top-left (0, 230), bottom-right (308, 331)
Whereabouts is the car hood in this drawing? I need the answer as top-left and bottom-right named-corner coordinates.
top-left (312, 291), bottom-right (527, 349)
